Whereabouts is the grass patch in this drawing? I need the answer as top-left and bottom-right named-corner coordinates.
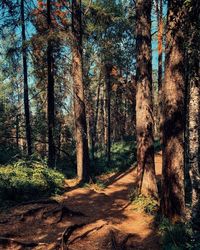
top-left (0, 159), bottom-right (65, 205)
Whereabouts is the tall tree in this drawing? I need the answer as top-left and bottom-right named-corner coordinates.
top-left (104, 63), bottom-right (112, 167)
top-left (21, 0), bottom-right (32, 155)
top-left (155, 0), bottom-right (163, 91)
top-left (72, 0), bottom-right (90, 181)
top-left (47, 0), bottom-right (56, 168)
top-left (161, 0), bottom-right (186, 221)
top-left (136, 0), bottom-right (158, 197)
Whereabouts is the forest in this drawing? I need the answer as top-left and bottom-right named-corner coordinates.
top-left (0, 0), bottom-right (199, 249)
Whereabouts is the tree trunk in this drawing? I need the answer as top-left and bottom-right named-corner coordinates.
top-left (94, 81), bottom-right (101, 142)
top-left (187, 0), bottom-right (200, 224)
top-left (104, 63), bottom-right (112, 167)
top-left (156, 0), bottom-right (163, 91)
top-left (21, 0), bottom-right (32, 155)
top-left (47, 0), bottom-right (56, 168)
top-left (136, 0), bottom-right (158, 198)
top-left (161, 0), bottom-right (186, 221)
top-left (155, 0), bottom-right (163, 140)
top-left (72, 0), bottom-right (90, 182)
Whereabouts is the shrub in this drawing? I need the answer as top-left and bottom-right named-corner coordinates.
top-left (129, 190), bottom-right (158, 215)
top-left (94, 139), bottom-right (136, 175)
top-left (0, 159), bottom-right (65, 204)
top-left (159, 218), bottom-right (200, 250)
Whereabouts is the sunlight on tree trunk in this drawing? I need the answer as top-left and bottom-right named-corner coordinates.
top-left (136, 0), bottom-right (158, 198)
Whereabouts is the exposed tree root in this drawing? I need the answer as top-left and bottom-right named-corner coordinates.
top-left (43, 205), bottom-right (86, 223)
top-left (0, 237), bottom-right (38, 248)
top-left (19, 206), bottom-right (45, 221)
top-left (109, 230), bottom-right (136, 250)
top-left (60, 223), bottom-right (86, 250)
top-left (68, 222), bottom-right (109, 245)
top-left (12, 198), bottom-right (59, 208)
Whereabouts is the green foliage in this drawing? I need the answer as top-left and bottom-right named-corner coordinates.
top-left (94, 139), bottom-right (136, 175)
top-left (0, 159), bottom-right (65, 204)
top-left (0, 145), bottom-right (21, 165)
top-left (159, 219), bottom-right (200, 250)
top-left (130, 192), bottom-right (158, 215)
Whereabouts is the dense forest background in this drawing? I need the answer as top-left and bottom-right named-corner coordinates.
top-left (0, 0), bottom-right (199, 249)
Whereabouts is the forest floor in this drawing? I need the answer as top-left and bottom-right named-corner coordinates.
top-left (0, 152), bottom-right (162, 250)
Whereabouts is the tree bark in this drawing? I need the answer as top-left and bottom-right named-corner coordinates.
top-left (136, 0), bottom-right (158, 198)
top-left (72, 0), bottom-right (90, 182)
top-left (161, 0), bottom-right (186, 221)
top-left (47, 0), bottom-right (56, 168)
top-left (187, 0), bottom-right (200, 224)
top-left (104, 63), bottom-right (112, 167)
top-left (21, 0), bottom-right (32, 155)
top-left (156, 0), bottom-right (163, 91)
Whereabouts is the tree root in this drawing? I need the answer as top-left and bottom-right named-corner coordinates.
top-left (0, 237), bottom-right (38, 248)
top-left (60, 223), bottom-right (86, 250)
top-left (43, 205), bottom-right (86, 223)
top-left (12, 198), bottom-right (59, 208)
top-left (68, 222), bottom-right (108, 245)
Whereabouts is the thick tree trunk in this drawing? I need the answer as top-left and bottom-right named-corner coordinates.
top-left (72, 0), bottom-right (90, 182)
top-left (161, 0), bottom-right (186, 221)
top-left (136, 0), bottom-right (158, 198)
top-left (47, 0), bottom-right (56, 168)
top-left (187, 0), bottom-right (200, 224)
top-left (21, 0), bottom-right (32, 155)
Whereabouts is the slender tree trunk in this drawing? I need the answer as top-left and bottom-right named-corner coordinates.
top-left (155, 0), bottom-right (163, 140)
top-left (156, 0), bottom-right (163, 91)
top-left (161, 0), bottom-right (186, 221)
top-left (47, 0), bottom-right (56, 168)
top-left (21, 0), bottom-right (32, 155)
top-left (16, 114), bottom-right (19, 148)
top-left (104, 63), bottom-right (111, 167)
top-left (136, 0), bottom-right (158, 198)
top-left (72, 0), bottom-right (90, 182)
top-left (94, 81), bottom-right (101, 141)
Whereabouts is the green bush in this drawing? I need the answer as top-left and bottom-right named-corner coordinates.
top-left (93, 139), bottom-right (136, 175)
top-left (159, 218), bottom-right (200, 250)
top-left (0, 159), bottom-right (65, 203)
top-left (130, 192), bottom-right (158, 215)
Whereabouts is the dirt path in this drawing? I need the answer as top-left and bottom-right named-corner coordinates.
top-left (0, 153), bottom-right (162, 250)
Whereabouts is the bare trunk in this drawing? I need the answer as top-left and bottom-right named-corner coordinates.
top-left (21, 0), bottom-right (32, 155)
top-left (104, 64), bottom-right (111, 167)
top-left (136, 0), bottom-right (158, 198)
top-left (161, 0), bottom-right (186, 221)
top-left (187, 0), bottom-right (200, 223)
top-left (47, 0), bottom-right (56, 168)
top-left (72, 0), bottom-right (90, 182)
top-left (156, 0), bottom-right (163, 91)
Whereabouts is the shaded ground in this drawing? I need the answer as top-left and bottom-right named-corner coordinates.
top-left (0, 153), bottom-right (162, 250)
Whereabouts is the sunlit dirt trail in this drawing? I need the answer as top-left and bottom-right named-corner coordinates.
top-left (0, 152), bottom-right (162, 250)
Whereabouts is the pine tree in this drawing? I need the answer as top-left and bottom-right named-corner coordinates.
top-left (161, 0), bottom-right (186, 221)
top-left (135, 0), bottom-right (158, 197)
top-left (72, 0), bottom-right (90, 181)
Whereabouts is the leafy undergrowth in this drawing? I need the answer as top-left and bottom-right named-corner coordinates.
top-left (93, 139), bottom-right (136, 176)
top-left (0, 159), bottom-right (65, 206)
top-left (129, 189), bottom-right (159, 215)
top-left (159, 218), bottom-right (200, 250)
